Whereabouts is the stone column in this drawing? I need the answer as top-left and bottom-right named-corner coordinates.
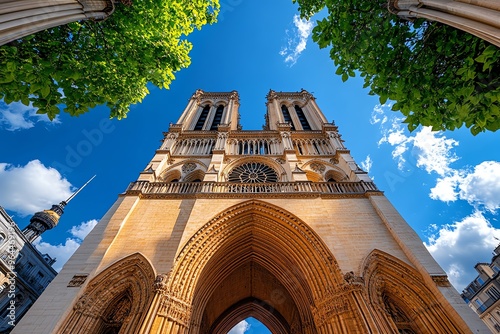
top-left (0, 0), bottom-right (115, 46)
top-left (391, 0), bottom-right (500, 47)
top-left (143, 274), bottom-right (192, 334)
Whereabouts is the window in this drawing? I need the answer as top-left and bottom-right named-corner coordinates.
top-left (295, 105), bottom-right (311, 130)
top-left (194, 105), bottom-right (210, 130)
top-left (210, 105), bottom-right (224, 130)
top-left (0, 233), bottom-right (5, 246)
top-left (487, 287), bottom-right (500, 300)
top-left (228, 162), bottom-right (278, 183)
top-left (281, 105), bottom-right (295, 130)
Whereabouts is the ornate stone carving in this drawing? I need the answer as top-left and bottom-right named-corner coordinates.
top-left (310, 162), bottom-right (325, 173)
top-left (68, 274), bottom-right (88, 287)
top-left (154, 273), bottom-right (170, 294)
top-left (166, 133), bottom-right (178, 140)
top-left (73, 295), bottom-right (100, 318)
top-left (192, 89), bottom-right (204, 102)
top-left (343, 271), bottom-right (364, 286)
top-left (330, 157), bottom-right (339, 164)
top-left (229, 90), bottom-right (239, 101)
top-left (432, 275), bottom-right (451, 287)
top-left (276, 158), bottom-right (285, 164)
top-left (312, 290), bottom-right (351, 327)
top-left (182, 163), bottom-right (196, 173)
top-left (157, 294), bottom-right (192, 327)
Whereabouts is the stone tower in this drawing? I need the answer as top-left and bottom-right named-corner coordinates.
top-left (14, 90), bottom-right (487, 333)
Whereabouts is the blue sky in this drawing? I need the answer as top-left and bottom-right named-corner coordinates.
top-left (1, 0), bottom-right (499, 332)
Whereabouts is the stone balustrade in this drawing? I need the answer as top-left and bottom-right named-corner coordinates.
top-left (125, 181), bottom-right (379, 197)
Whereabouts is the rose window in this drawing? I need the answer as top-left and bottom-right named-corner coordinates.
top-left (228, 162), bottom-right (278, 183)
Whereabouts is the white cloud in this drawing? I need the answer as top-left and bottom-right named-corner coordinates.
top-left (361, 155), bottom-right (373, 173)
top-left (228, 320), bottom-right (250, 334)
top-left (376, 110), bottom-right (458, 176)
top-left (412, 127), bottom-right (458, 176)
top-left (280, 15), bottom-right (313, 66)
top-left (429, 161), bottom-right (500, 210)
top-left (34, 219), bottom-right (99, 272)
top-left (430, 172), bottom-right (463, 202)
top-left (69, 219), bottom-right (99, 240)
top-left (0, 100), bottom-right (60, 131)
top-left (458, 161), bottom-right (500, 212)
top-left (0, 160), bottom-right (73, 216)
top-left (425, 212), bottom-right (500, 291)
top-left (370, 104), bottom-right (389, 125)
top-left (373, 104), bottom-right (500, 211)
top-left (378, 116), bottom-right (411, 170)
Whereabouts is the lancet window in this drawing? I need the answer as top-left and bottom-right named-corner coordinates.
top-left (195, 105), bottom-right (210, 130)
top-left (295, 105), bottom-right (311, 130)
top-left (281, 105), bottom-right (295, 130)
top-left (210, 105), bottom-right (224, 130)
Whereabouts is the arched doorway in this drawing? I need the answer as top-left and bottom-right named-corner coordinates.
top-left (363, 250), bottom-right (464, 333)
top-left (149, 200), bottom-right (369, 333)
top-left (57, 253), bottom-right (156, 334)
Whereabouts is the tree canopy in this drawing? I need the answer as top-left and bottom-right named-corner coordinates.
top-left (294, 0), bottom-right (500, 135)
top-left (0, 0), bottom-right (219, 119)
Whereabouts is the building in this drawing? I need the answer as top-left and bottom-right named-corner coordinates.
top-left (462, 244), bottom-right (500, 333)
top-left (0, 206), bottom-right (57, 332)
top-left (14, 90), bottom-right (487, 333)
top-left (0, 177), bottom-right (92, 333)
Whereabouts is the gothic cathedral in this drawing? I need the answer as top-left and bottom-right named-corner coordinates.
top-left (14, 90), bottom-right (487, 333)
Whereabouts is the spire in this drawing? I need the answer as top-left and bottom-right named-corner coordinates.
top-left (22, 175), bottom-right (95, 243)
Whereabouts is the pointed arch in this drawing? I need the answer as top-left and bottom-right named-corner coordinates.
top-left (183, 169), bottom-right (205, 182)
top-left (363, 250), bottom-right (463, 334)
top-left (210, 298), bottom-right (289, 334)
top-left (57, 253), bottom-right (156, 334)
top-left (325, 167), bottom-right (349, 182)
top-left (159, 168), bottom-right (182, 182)
top-left (152, 200), bottom-right (368, 333)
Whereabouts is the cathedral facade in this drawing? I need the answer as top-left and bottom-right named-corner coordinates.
top-left (14, 90), bottom-right (487, 333)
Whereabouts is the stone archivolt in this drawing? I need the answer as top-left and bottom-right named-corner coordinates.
top-left (145, 200), bottom-right (373, 333)
top-left (57, 253), bottom-right (156, 334)
top-left (362, 250), bottom-right (464, 333)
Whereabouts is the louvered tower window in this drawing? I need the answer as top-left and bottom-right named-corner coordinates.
top-left (295, 105), bottom-right (311, 130)
top-left (195, 105), bottom-right (210, 130)
top-left (281, 105), bottom-right (295, 130)
top-left (210, 105), bottom-right (224, 130)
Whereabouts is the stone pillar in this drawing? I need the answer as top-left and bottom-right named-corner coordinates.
top-left (0, 0), bottom-right (115, 46)
top-left (391, 0), bottom-right (500, 47)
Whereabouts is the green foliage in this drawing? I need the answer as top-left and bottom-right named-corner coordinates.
top-left (294, 0), bottom-right (500, 134)
top-left (0, 0), bottom-right (219, 119)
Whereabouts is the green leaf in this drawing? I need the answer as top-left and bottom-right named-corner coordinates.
top-left (41, 85), bottom-right (50, 98)
top-left (0, 0), bottom-right (220, 119)
top-left (294, 0), bottom-right (500, 134)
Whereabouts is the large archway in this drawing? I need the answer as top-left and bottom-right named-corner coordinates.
top-left (363, 250), bottom-right (464, 334)
top-left (150, 200), bottom-right (370, 333)
top-left (57, 253), bottom-right (156, 334)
